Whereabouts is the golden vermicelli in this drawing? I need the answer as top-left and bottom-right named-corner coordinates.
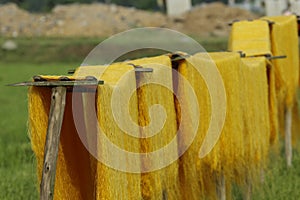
top-left (262, 15), bottom-right (299, 139)
top-left (265, 60), bottom-right (279, 146)
top-left (128, 55), bottom-right (181, 200)
top-left (27, 13), bottom-right (300, 200)
top-left (28, 87), bottom-right (95, 200)
top-left (228, 18), bottom-right (285, 146)
top-left (75, 56), bottom-right (181, 199)
top-left (175, 55), bottom-right (212, 199)
top-left (91, 63), bottom-right (142, 200)
top-left (262, 15), bottom-right (299, 108)
top-left (228, 20), bottom-right (271, 57)
top-left (203, 52), bottom-right (245, 186)
top-left (240, 57), bottom-right (270, 186)
top-left (176, 52), bottom-right (246, 199)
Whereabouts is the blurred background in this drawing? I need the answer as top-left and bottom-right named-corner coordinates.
top-left (1, 0), bottom-right (300, 63)
top-left (0, 0), bottom-right (271, 66)
top-left (1, 0), bottom-right (300, 199)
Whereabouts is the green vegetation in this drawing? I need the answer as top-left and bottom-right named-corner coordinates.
top-left (0, 61), bottom-right (74, 199)
top-left (0, 0), bottom-right (232, 12)
top-left (0, 37), bottom-right (104, 64)
top-left (0, 36), bottom-right (228, 64)
top-left (252, 150), bottom-right (300, 199)
top-left (0, 0), bottom-right (160, 12)
top-left (0, 36), bottom-right (299, 199)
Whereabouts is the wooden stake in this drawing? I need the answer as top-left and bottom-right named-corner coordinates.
top-left (260, 168), bottom-right (265, 183)
top-left (244, 175), bottom-right (252, 200)
top-left (216, 172), bottom-right (226, 200)
top-left (285, 106), bottom-right (292, 167)
top-left (40, 87), bottom-right (67, 200)
top-left (81, 92), bottom-right (97, 153)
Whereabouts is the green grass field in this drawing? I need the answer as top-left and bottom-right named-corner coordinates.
top-left (0, 37), bottom-right (300, 199)
top-left (0, 61), bottom-right (76, 199)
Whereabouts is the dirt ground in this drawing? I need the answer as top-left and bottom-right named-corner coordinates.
top-left (0, 2), bottom-right (258, 37)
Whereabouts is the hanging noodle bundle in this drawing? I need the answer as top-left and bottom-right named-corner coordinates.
top-left (228, 19), bottom-right (279, 145)
top-left (240, 57), bottom-right (270, 186)
top-left (29, 87), bottom-right (95, 199)
top-left (128, 55), bottom-right (181, 200)
top-left (27, 13), bottom-right (300, 200)
top-left (228, 20), bottom-right (271, 57)
top-left (262, 15), bottom-right (299, 137)
top-left (174, 54), bottom-right (212, 200)
top-left (176, 52), bottom-right (245, 199)
top-left (75, 63), bottom-right (142, 200)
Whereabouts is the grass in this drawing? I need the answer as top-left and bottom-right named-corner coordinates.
top-left (230, 146), bottom-right (300, 200)
top-left (0, 37), bottom-right (104, 63)
top-left (0, 61), bottom-right (75, 199)
top-left (0, 36), bottom-right (228, 64)
top-left (252, 149), bottom-right (300, 199)
top-left (0, 37), bottom-right (300, 199)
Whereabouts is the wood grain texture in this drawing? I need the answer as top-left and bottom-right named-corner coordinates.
top-left (40, 86), bottom-right (67, 200)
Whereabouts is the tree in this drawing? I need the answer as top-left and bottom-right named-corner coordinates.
top-left (110, 0), bottom-right (158, 10)
top-left (0, 0), bottom-right (246, 12)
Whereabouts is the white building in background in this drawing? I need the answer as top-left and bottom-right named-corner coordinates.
top-left (159, 0), bottom-right (300, 16)
top-left (228, 0), bottom-right (300, 16)
top-left (264, 0), bottom-right (300, 16)
top-left (165, 0), bottom-right (192, 16)
top-left (265, 0), bottom-right (288, 16)
top-left (228, 0), bottom-right (235, 6)
top-left (290, 0), bottom-right (300, 15)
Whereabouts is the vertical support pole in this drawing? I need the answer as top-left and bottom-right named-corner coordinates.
top-left (216, 172), bottom-right (226, 200)
top-left (244, 175), bottom-right (252, 200)
top-left (81, 91), bottom-right (98, 190)
top-left (40, 86), bottom-right (67, 200)
top-left (260, 168), bottom-right (265, 183)
top-left (285, 106), bottom-right (292, 167)
top-left (81, 92), bottom-right (97, 153)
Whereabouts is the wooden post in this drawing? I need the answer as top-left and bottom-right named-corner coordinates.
top-left (244, 174), bottom-right (252, 200)
top-left (81, 92), bottom-right (97, 150)
top-left (8, 75), bottom-right (102, 199)
top-left (260, 168), bottom-right (265, 183)
top-left (40, 86), bottom-right (67, 200)
top-left (216, 172), bottom-right (226, 200)
top-left (285, 106), bottom-right (292, 167)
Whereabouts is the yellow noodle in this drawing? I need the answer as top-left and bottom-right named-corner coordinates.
top-left (177, 52), bottom-right (245, 199)
top-left (240, 57), bottom-right (270, 187)
top-left (83, 63), bottom-right (142, 200)
top-left (175, 55), bottom-right (211, 199)
top-left (28, 87), bottom-right (95, 200)
top-left (228, 20), bottom-right (271, 57)
top-left (128, 55), bottom-right (181, 200)
top-left (262, 15), bottom-right (299, 108)
top-left (262, 16), bottom-right (300, 140)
